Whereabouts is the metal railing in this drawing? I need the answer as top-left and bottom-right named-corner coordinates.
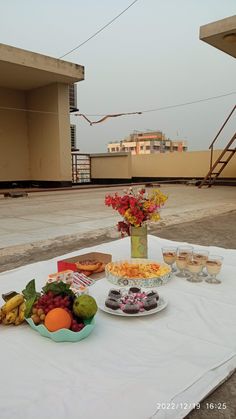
top-left (198, 105), bottom-right (236, 187)
top-left (209, 105), bottom-right (236, 179)
top-left (71, 151), bottom-right (91, 184)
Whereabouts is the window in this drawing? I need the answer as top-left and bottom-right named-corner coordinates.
top-left (70, 124), bottom-right (76, 150)
top-left (69, 84), bottom-right (77, 110)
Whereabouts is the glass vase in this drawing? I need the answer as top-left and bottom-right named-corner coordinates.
top-left (130, 225), bottom-right (148, 259)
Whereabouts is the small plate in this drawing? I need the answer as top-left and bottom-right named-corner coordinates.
top-left (98, 297), bottom-right (168, 317)
top-left (25, 317), bottom-right (95, 342)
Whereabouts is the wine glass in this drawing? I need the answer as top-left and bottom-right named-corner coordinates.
top-left (186, 257), bottom-right (203, 282)
top-left (205, 255), bottom-right (224, 284)
top-left (175, 246), bottom-right (193, 278)
top-left (161, 247), bottom-right (177, 273)
top-left (193, 249), bottom-right (209, 278)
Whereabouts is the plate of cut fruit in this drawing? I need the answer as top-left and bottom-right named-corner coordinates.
top-left (23, 280), bottom-right (97, 342)
top-left (96, 286), bottom-right (168, 317)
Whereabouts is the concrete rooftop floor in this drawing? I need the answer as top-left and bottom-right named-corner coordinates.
top-left (0, 184), bottom-right (235, 249)
top-left (0, 183), bottom-right (236, 272)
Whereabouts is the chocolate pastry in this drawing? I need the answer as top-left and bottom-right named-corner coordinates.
top-left (108, 289), bottom-right (122, 299)
top-left (143, 298), bottom-right (158, 311)
top-left (123, 302), bottom-right (140, 314)
top-left (105, 298), bottom-right (120, 310)
top-left (146, 291), bottom-right (159, 301)
top-left (128, 287), bottom-right (141, 294)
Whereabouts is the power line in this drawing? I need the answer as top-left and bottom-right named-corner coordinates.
top-left (82, 91), bottom-right (236, 117)
top-left (0, 90), bottom-right (235, 117)
top-left (59, 0), bottom-right (139, 59)
top-left (0, 106), bottom-right (58, 115)
top-left (141, 91), bottom-right (236, 113)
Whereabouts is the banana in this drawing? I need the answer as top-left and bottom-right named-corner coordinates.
top-left (14, 316), bottom-right (24, 326)
top-left (13, 302), bottom-right (26, 326)
top-left (1, 294), bottom-right (24, 315)
top-left (5, 307), bottom-right (19, 324)
top-left (15, 301), bottom-right (26, 325)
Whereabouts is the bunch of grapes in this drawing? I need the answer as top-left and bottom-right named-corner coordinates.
top-left (70, 319), bottom-right (85, 332)
top-left (31, 291), bottom-right (72, 325)
top-left (36, 291), bottom-right (72, 313)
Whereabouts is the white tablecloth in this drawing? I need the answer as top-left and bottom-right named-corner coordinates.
top-left (0, 235), bottom-right (236, 419)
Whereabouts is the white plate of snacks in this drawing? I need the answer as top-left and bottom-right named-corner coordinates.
top-left (97, 286), bottom-right (168, 317)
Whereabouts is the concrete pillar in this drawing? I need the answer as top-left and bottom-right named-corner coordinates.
top-left (26, 83), bottom-right (71, 186)
top-left (0, 86), bottom-right (29, 182)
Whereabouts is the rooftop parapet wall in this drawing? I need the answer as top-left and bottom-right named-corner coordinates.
top-left (91, 153), bottom-right (132, 180)
top-left (91, 151), bottom-right (236, 181)
top-left (132, 150), bottom-right (236, 178)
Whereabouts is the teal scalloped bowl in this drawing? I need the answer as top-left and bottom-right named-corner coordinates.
top-left (25, 317), bottom-right (96, 342)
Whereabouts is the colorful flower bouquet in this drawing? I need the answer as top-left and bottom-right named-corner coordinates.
top-left (105, 187), bottom-right (168, 237)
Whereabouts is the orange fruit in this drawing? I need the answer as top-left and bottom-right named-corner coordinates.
top-left (44, 308), bottom-right (72, 332)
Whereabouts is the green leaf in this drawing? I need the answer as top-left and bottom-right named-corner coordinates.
top-left (24, 295), bottom-right (37, 318)
top-left (42, 281), bottom-right (74, 297)
top-left (22, 279), bottom-right (40, 318)
top-left (22, 279), bottom-right (37, 299)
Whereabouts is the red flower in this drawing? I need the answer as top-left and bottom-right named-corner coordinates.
top-left (105, 187), bottom-right (167, 237)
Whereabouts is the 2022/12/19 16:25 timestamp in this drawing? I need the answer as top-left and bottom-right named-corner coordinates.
top-left (156, 402), bottom-right (227, 411)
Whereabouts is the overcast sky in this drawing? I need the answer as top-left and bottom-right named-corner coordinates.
top-left (0, 0), bottom-right (235, 152)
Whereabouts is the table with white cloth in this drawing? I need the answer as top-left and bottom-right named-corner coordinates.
top-left (0, 235), bottom-right (236, 419)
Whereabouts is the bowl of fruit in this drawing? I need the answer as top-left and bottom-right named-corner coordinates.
top-left (23, 280), bottom-right (97, 342)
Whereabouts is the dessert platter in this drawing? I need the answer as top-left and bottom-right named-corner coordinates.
top-left (105, 259), bottom-right (172, 287)
top-left (97, 286), bottom-right (168, 317)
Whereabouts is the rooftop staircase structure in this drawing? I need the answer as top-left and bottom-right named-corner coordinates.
top-left (198, 105), bottom-right (236, 188)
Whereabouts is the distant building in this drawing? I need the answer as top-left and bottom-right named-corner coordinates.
top-left (107, 131), bottom-right (187, 155)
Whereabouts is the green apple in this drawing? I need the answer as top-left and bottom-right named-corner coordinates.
top-left (73, 295), bottom-right (98, 319)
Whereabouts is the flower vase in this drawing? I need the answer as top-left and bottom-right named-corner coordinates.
top-left (130, 225), bottom-right (148, 258)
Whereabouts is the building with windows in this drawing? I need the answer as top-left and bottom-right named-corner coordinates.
top-left (107, 131), bottom-right (187, 155)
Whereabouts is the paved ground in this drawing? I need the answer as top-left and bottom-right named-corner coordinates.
top-left (0, 184), bottom-right (236, 418)
top-left (0, 184), bottom-right (236, 267)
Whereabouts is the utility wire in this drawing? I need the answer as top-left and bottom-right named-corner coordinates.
top-left (0, 106), bottom-right (58, 115)
top-left (0, 91), bottom-right (235, 116)
top-left (77, 91), bottom-right (236, 117)
top-left (141, 91), bottom-right (236, 114)
top-left (59, 0), bottom-right (139, 59)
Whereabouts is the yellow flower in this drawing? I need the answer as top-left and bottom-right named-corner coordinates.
top-left (150, 213), bottom-right (160, 222)
top-left (124, 209), bottom-right (140, 227)
top-left (143, 201), bottom-right (150, 210)
top-left (148, 189), bottom-right (168, 206)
